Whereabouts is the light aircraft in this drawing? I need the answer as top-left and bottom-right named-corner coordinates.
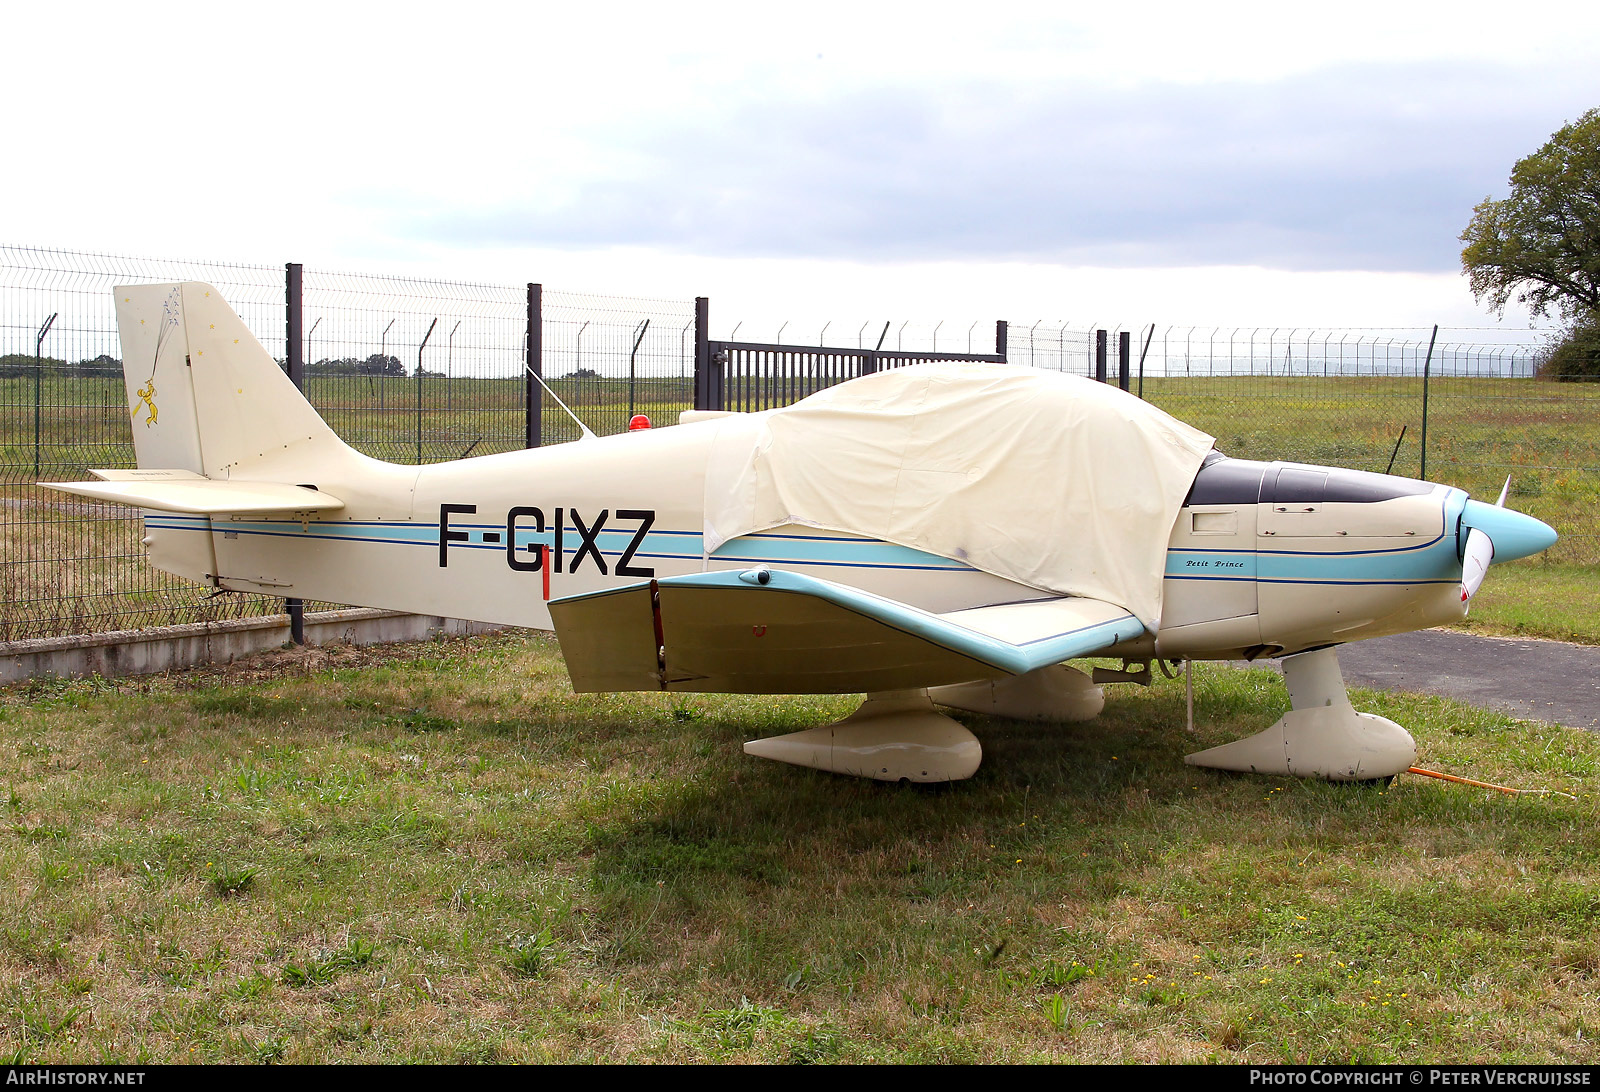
top-left (45, 284), bottom-right (1557, 784)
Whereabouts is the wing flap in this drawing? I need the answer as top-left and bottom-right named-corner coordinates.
top-left (549, 568), bottom-right (1144, 695)
top-left (39, 476), bottom-right (345, 514)
top-left (940, 596), bottom-right (1136, 650)
top-left (546, 582), bottom-right (663, 692)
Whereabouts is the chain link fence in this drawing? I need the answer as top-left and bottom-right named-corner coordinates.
top-left (1, 244), bottom-right (1591, 642)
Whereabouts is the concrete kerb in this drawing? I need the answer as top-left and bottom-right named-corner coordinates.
top-left (0, 609), bottom-right (502, 684)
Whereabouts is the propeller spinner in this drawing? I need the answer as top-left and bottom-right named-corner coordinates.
top-left (1456, 481), bottom-right (1557, 604)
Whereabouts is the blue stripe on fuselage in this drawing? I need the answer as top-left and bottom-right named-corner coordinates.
top-left (1164, 490), bottom-right (1468, 586)
top-left (140, 517), bottom-right (971, 573)
top-left (714, 532), bottom-right (966, 571)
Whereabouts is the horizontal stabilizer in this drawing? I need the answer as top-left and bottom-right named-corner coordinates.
top-left (549, 568), bottom-right (1143, 694)
top-left (40, 476), bottom-right (344, 515)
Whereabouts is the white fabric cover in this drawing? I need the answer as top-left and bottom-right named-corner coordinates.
top-left (703, 363), bottom-right (1215, 627)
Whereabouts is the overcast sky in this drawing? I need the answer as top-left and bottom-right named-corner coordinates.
top-left (7, 1), bottom-right (1598, 337)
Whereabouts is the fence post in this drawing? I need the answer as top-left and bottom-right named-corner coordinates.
top-left (284, 263), bottom-right (305, 644)
top-left (1118, 330), bottom-right (1131, 391)
top-left (995, 320), bottom-right (1008, 362)
top-left (693, 296), bottom-right (713, 410)
top-left (416, 316), bottom-right (438, 465)
top-left (33, 312), bottom-right (56, 481)
top-left (628, 318), bottom-right (650, 420)
top-left (525, 283), bottom-right (542, 448)
top-left (1136, 324), bottom-right (1154, 399)
top-left (863, 320), bottom-right (889, 377)
top-left (1419, 323), bottom-right (1437, 481)
top-left (1095, 330), bottom-right (1107, 383)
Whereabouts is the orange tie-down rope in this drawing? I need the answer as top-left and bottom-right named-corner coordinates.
top-left (1406, 766), bottom-right (1577, 800)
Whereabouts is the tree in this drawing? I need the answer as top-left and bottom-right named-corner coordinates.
top-left (1537, 312), bottom-right (1600, 381)
top-left (73, 353), bottom-right (121, 377)
top-left (305, 355), bottom-right (406, 377)
top-left (358, 353), bottom-right (404, 377)
top-left (1460, 108), bottom-right (1600, 322)
top-left (0, 352), bottom-right (66, 377)
top-left (308, 357), bottom-right (365, 376)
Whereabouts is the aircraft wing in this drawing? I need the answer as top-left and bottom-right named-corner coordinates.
top-left (549, 568), bottom-right (1144, 694)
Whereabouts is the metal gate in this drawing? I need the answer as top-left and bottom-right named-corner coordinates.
top-left (693, 302), bottom-right (1008, 412)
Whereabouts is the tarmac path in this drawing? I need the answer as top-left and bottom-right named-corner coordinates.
top-left (1262, 630), bottom-right (1600, 730)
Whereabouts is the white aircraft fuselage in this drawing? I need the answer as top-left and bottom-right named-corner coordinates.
top-left (142, 426), bottom-right (1546, 670)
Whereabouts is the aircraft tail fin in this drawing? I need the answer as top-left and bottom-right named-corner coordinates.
top-left (113, 282), bottom-right (356, 480)
top-left (55, 283), bottom-right (371, 588)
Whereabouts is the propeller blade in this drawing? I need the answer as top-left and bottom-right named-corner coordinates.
top-left (1495, 476), bottom-right (1511, 508)
top-left (1461, 526), bottom-right (1494, 602)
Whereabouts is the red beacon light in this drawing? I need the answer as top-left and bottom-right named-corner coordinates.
top-left (628, 414), bottom-right (652, 431)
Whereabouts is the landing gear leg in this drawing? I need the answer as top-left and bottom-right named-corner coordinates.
top-left (1183, 647), bottom-right (1415, 782)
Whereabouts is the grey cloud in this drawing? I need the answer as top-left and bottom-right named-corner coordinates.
top-left (414, 62), bottom-right (1593, 273)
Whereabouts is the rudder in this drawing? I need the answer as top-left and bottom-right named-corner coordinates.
top-left (115, 284), bottom-right (204, 473)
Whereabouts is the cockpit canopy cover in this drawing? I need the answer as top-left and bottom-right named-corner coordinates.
top-left (703, 362), bottom-right (1216, 627)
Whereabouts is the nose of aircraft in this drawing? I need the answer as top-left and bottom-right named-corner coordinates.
top-left (1459, 498), bottom-right (1558, 563)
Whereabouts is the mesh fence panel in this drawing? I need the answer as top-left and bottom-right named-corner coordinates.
top-left (542, 290), bottom-right (696, 442)
top-left (0, 246), bottom-right (694, 639)
top-left (0, 244), bottom-right (1591, 642)
top-left (0, 247), bottom-right (287, 639)
top-left (300, 270), bottom-right (528, 464)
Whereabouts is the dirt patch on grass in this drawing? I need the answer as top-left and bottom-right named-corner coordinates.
top-left (0, 632), bottom-right (544, 700)
top-left (209, 643), bottom-right (407, 684)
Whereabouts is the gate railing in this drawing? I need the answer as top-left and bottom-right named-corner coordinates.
top-left (697, 310), bottom-right (1008, 411)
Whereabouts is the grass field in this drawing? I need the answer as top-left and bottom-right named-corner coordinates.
top-left (3, 632), bottom-right (1599, 1064)
top-left (1453, 563), bottom-right (1600, 645)
top-left (0, 372), bottom-right (1595, 642)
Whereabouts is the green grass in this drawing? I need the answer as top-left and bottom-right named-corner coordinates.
top-left (2, 632), bottom-right (1599, 1063)
top-left (1456, 561), bottom-right (1600, 644)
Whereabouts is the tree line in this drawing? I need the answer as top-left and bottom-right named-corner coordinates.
top-left (0, 353), bottom-right (121, 377)
top-left (0, 354), bottom-right (448, 379)
top-left (302, 356), bottom-right (450, 378)
top-left (306, 354), bottom-right (407, 377)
